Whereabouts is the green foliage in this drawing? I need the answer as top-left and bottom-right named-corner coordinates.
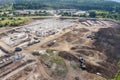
top-left (0, 4), bottom-right (13, 11)
top-left (70, 61), bottom-right (79, 69)
top-left (118, 61), bottom-right (120, 69)
top-left (50, 56), bottom-right (68, 76)
top-left (55, 68), bottom-right (68, 76)
top-left (13, 0), bottom-right (120, 13)
top-left (79, 14), bottom-right (87, 17)
top-left (46, 49), bottom-right (55, 54)
top-left (113, 72), bottom-right (120, 80)
top-left (33, 11), bottom-right (52, 16)
top-left (62, 12), bottom-right (72, 17)
top-left (0, 22), bottom-right (4, 27)
top-left (88, 10), bottom-right (120, 20)
top-left (1, 17), bottom-right (6, 20)
top-left (112, 61), bottom-right (120, 80)
top-left (50, 56), bottom-right (64, 64)
top-left (10, 21), bottom-right (19, 26)
top-left (89, 11), bottom-right (96, 18)
top-left (0, 17), bottom-right (29, 27)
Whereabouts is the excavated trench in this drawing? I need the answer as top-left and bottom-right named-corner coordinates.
top-left (0, 19), bottom-right (120, 80)
top-left (57, 26), bottom-right (120, 79)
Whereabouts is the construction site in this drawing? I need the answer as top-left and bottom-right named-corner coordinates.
top-left (0, 18), bottom-right (120, 80)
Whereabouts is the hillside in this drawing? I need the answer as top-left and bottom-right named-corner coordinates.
top-left (0, 0), bottom-right (120, 13)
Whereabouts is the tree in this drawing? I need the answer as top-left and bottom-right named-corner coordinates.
top-left (89, 11), bottom-right (96, 18)
top-left (0, 22), bottom-right (4, 27)
top-left (10, 21), bottom-right (19, 26)
top-left (28, 11), bottom-right (31, 16)
top-left (35, 11), bottom-right (38, 15)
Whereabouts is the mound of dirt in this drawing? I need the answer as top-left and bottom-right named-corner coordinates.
top-left (58, 51), bottom-right (78, 62)
top-left (41, 25), bottom-right (120, 79)
top-left (94, 27), bottom-right (120, 59)
top-left (92, 27), bottom-right (120, 78)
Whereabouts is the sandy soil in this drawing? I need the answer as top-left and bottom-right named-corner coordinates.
top-left (0, 18), bottom-right (119, 80)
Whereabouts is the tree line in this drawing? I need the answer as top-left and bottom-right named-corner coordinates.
top-left (13, 0), bottom-right (120, 13)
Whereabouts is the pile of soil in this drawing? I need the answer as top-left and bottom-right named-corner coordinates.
top-left (93, 27), bottom-right (120, 78)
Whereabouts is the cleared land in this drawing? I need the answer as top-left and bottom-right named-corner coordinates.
top-left (0, 18), bottom-right (120, 80)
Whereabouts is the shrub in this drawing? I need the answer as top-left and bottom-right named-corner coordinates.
top-left (10, 21), bottom-right (19, 26)
top-left (0, 22), bottom-right (4, 27)
top-left (50, 56), bottom-right (64, 64)
top-left (46, 49), bottom-right (55, 54)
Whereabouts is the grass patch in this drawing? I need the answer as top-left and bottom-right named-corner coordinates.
top-left (50, 57), bottom-right (68, 76)
top-left (50, 56), bottom-right (64, 65)
top-left (0, 17), bottom-right (29, 27)
top-left (112, 61), bottom-right (120, 80)
top-left (46, 49), bottom-right (55, 54)
top-left (118, 61), bottom-right (120, 68)
top-left (70, 61), bottom-right (79, 69)
top-left (55, 68), bottom-right (68, 76)
top-left (113, 72), bottom-right (120, 80)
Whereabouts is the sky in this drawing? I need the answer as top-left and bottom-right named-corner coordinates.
top-left (110, 0), bottom-right (120, 2)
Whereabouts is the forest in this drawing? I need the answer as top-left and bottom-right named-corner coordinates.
top-left (0, 0), bottom-right (120, 23)
top-left (12, 0), bottom-right (120, 13)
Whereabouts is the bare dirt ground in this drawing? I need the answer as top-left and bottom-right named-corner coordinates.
top-left (0, 18), bottom-right (119, 80)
